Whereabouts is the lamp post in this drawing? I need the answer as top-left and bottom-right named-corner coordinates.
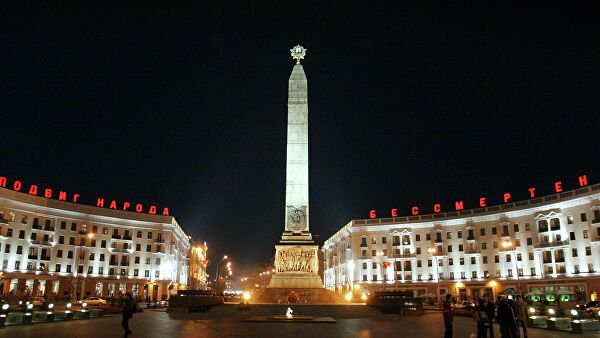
top-left (427, 248), bottom-right (441, 304)
top-left (215, 255), bottom-right (228, 293)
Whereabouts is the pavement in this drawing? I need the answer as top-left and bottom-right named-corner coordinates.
top-left (3, 304), bottom-right (598, 337)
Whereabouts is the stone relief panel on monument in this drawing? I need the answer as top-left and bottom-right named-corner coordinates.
top-left (275, 246), bottom-right (317, 273)
top-left (286, 206), bottom-right (307, 231)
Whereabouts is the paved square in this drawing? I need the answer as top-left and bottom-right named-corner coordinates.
top-left (3, 306), bottom-right (597, 337)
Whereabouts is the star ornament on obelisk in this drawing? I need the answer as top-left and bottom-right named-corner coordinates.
top-left (290, 44), bottom-right (307, 64)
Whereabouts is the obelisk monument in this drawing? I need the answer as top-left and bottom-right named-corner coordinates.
top-left (268, 45), bottom-right (322, 289)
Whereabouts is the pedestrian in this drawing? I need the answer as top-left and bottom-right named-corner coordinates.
top-left (485, 296), bottom-right (496, 338)
top-left (121, 292), bottom-right (136, 337)
top-left (497, 297), bottom-right (517, 338)
top-left (473, 299), bottom-right (489, 338)
top-left (512, 295), bottom-right (528, 338)
top-left (443, 293), bottom-right (454, 338)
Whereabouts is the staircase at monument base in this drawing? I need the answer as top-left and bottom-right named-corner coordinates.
top-left (253, 287), bottom-right (341, 304)
top-left (199, 304), bottom-right (387, 319)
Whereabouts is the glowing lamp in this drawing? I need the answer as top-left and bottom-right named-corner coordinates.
top-left (48, 303), bottom-right (54, 309)
top-left (66, 303), bottom-right (72, 309)
top-left (548, 308), bottom-right (555, 315)
top-left (529, 307), bottom-right (535, 313)
top-left (27, 304), bottom-right (33, 309)
top-left (345, 292), bottom-right (352, 301)
top-left (243, 292), bottom-right (251, 300)
top-left (571, 309), bottom-right (578, 316)
top-left (2, 304), bottom-right (8, 310)
top-left (362, 293), bottom-right (367, 300)
top-left (82, 302), bottom-right (87, 307)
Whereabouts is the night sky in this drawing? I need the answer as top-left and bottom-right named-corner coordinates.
top-left (3, 3), bottom-right (600, 276)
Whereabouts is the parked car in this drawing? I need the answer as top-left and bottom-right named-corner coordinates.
top-left (454, 301), bottom-right (475, 309)
top-left (29, 297), bottom-right (46, 307)
top-left (78, 297), bottom-right (107, 306)
top-left (577, 300), bottom-right (600, 311)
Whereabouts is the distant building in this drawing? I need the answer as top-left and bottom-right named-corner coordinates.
top-left (188, 241), bottom-right (208, 290)
top-left (0, 187), bottom-right (190, 301)
top-left (323, 183), bottom-right (600, 302)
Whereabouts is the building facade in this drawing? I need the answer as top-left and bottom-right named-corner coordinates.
top-left (323, 183), bottom-right (600, 302)
top-left (188, 240), bottom-right (208, 290)
top-left (0, 187), bottom-right (190, 301)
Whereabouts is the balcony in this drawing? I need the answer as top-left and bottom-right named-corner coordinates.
top-left (123, 236), bottom-right (132, 240)
top-left (467, 236), bottom-right (476, 241)
top-left (120, 262), bottom-right (129, 266)
top-left (155, 238), bottom-right (165, 243)
top-left (40, 256), bottom-right (51, 261)
top-left (28, 255), bottom-right (38, 260)
top-left (360, 243), bottom-right (368, 248)
top-left (109, 261), bottom-right (118, 266)
top-left (112, 235), bottom-right (122, 239)
top-left (79, 230), bottom-right (87, 235)
top-left (465, 248), bottom-right (481, 254)
top-left (392, 252), bottom-right (416, 258)
top-left (592, 219), bottom-right (600, 225)
top-left (533, 240), bottom-right (569, 249)
top-left (434, 238), bottom-right (443, 243)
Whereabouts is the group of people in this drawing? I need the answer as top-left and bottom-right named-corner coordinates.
top-left (443, 293), bottom-right (528, 338)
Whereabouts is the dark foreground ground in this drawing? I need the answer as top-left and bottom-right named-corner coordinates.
top-left (3, 304), bottom-right (596, 337)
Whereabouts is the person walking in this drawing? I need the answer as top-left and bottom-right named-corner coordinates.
top-left (497, 297), bottom-right (517, 338)
top-left (473, 299), bottom-right (489, 338)
top-left (485, 296), bottom-right (495, 338)
top-left (443, 293), bottom-right (454, 338)
top-left (121, 292), bottom-right (136, 337)
top-left (512, 295), bottom-right (528, 338)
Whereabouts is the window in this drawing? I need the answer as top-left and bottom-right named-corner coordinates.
top-left (514, 224), bottom-right (519, 232)
top-left (30, 232), bottom-right (37, 240)
top-left (134, 269), bottom-right (139, 276)
top-left (426, 234), bottom-right (431, 241)
top-left (80, 238), bottom-right (85, 246)
top-left (78, 265), bottom-right (84, 273)
top-left (59, 236), bottom-right (64, 244)
top-left (5, 244), bottom-right (10, 253)
top-left (361, 250), bottom-right (366, 257)
top-left (363, 275), bottom-right (367, 281)
top-left (506, 255), bottom-right (511, 262)
top-left (60, 221), bottom-right (66, 229)
top-left (583, 230), bottom-right (589, 239)
top-left (550, 218), bottom-right (560, 231)
top-left (102, 227), bottom-right (108, 235)
top-left (55, 264), bottom-right (61, 272)
top-left (17, 245), bottom-right (22, 254)
top-left (21, 215), bottom-right (27, 224)
top-left (416, 247), bottom-right (421, 254)
top-left (371, 250), bottom-right (376, 256)
top-left (91, 239), bottom-right (96, 247)
top-left (362, 262), bottom-right (367, 269)
top-left (66, 265), bottom-right (72, 272)
top-left (517, 253), bottom-right (522, 261)
top-left (480, 228), bottom-right (485, 236)
top-left (586, 247), bottom-right (592, 256)
top-left (145, 257), bottom-right (150, 264)
top-left (459, 258), bottom-right (464, 265)
top-left (589, 264), bottom-right (595, 273)
top-left (528, 252), bottom-right (534, 260)
top-left (493, 242), bottom-right (498, 249)
top-left (483, 256), bottom-right (488, 264)
top-left (147, 245), bottom-right (152, 252)
top-left (156, 245), bottom-right (161, 253)
top-left (67, 251), bottom-right (73, 259)
top-left (145, 270), bottom-right (150, 277)
top-left (574, 265), bottom-right (580, 274)
top-left (69, 237), bottom-right (75, 245)
top-left (492, 227), bottom-right (497, 235)
top-left (458, 244), bottom-right (463, 252)
top-left (570, 232), bottom-right (576, 240)
top-left (6, 228), bottom-right (12, 237)
top-left (416, 234), bottom-right (420, 241)
top-left (372, 275), bottom-right (377, 281)
top-left (156, 258), bottom-right (161, 265)
top-left (567, 216), bottom-right (574, 224)
top-left (101, 240), bottom-right (106, 248)
top-left (525, 223), bottom-right (531, 231)
top-left (100, 254), bottom-right (105, 261)
top-left (381, 237), bottom-right (386, 244)
top-left (147, 232), bottom-right (152, 239)
top-left (515, 239), bottom-right (520, 247)
top-left (530, 267), bottom-right (536, 276)
top-left (18, 230), bottom-right (25, 239)
top-left (447, 232), bottom-right (452, 239)
top-left (482, 242), bottom-right (487, 250)
top-left (137, 231), bottom-right (142, 238)
top-left (136, 244), bottom-right (141, 251)
top-left (457, 231), bottom-right (462, 238)
top-left (527, 237), bottom-right (533, 246)
top-left (449, 258), bottom-right (453, 265)
top-left (417, 261), bottom-right (422, 268)
top-left (89, 253), bottom-right (95, 260)
top-left (494, 255), bottom-right (499, 263)
top-left (57, 250), bottom-right (63, 258)
top-left (428, 260), bottom-right (432, 267)
top-left (447, 245), bottom-right (452, 253)
top-left (99, 266), bottom-right (104, 274)
top-left (572, 248), bottom-right (578, 257)
top-left (471, 257), bottom-right (476, 264)
top-left (581, 213), bottom-right (587, 222)
top-left (71, 223), bottom-right (76, 231)
top-left (503, 225), bottom-right (509, 235)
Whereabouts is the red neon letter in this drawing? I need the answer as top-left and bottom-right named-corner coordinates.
top-left (503, 193), bottom-right (511, 203)
top-left (454, 201), bottom-right (464, 210)
top-left (72, 194), bottom-right (79, 203)
top-left (109, 200), bottom-right (117, 209)
top-left (555, 181), bottom-right (562, 193)
top-left (433, 204), bottom-right (441, 213)
top-left (13, 181), bottom-right (22, 191)
top-left (579, 175), bottom-right (588, 186)
top-left (28, 185), bottom-right (38, 195)
top-left (149, 206), bottom-right (157, 214)
top-left (135, 204), bottom-right (143, 212)
top-left (162, 207), bottom-right (169, 216)
top-left (528, 187), bottom-right (535, 198)
top-left (44, 188), bottom-right (52, 198)
top-left (97, 198), bottom-right (104, 207)
top-left (59, 191), bottom-right (67, 201)
top-left (479, 197), bottom-right (486, 207)
top-left (369, 210), bottom-right (376, 218)
top-left (0, 177), bottom-right (6, 188)
top-left (123, 202), bottom-right (130, 211)
top-left (411, 206), bottom-right (418, 215)
top-left (391, 208), bottom-right (397, 217)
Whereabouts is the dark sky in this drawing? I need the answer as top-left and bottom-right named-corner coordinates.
top-left (3, 3), bottom-right (600, 276)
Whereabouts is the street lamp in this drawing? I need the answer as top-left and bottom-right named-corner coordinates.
top-left (427, 247), bottom-right (441, 304)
